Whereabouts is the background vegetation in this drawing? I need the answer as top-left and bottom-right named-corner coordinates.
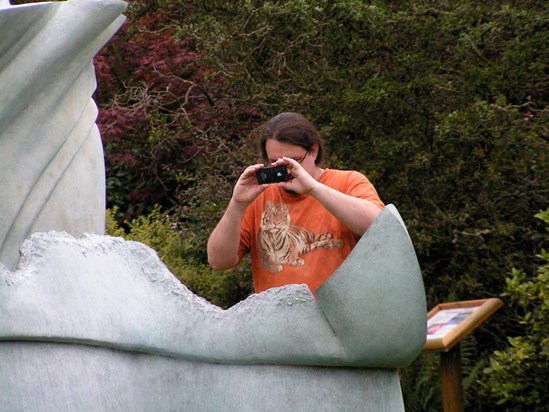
top-left (95, 1), bottom-right (547, 410)
top-left (16, 0), bottom-right (546, 409)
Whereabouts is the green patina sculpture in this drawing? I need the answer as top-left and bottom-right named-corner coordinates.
top-left (0, 205), bottom-right (426, 410)
top-left (0, 0), bottom-right (126, 271)
top-left (1, 205), bottom-right (425, 367)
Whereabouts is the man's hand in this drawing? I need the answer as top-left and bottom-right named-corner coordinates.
top-left (231, 164), bottom-right (270, 206)
top-left (272, 157), bottom-right (320, 195)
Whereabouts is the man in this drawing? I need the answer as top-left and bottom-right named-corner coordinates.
top-left (207, 112), bottom-right (384, 294)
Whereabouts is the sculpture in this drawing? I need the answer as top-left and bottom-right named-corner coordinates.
top-left (0, 1), bottom-right (427, 410)
top-left (0, 205), bottom-right (426, 411)
top-left (0, 0), bottom-right (127, 270)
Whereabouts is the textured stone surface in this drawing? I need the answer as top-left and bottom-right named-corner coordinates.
top-left (0, 205), bottom-right (426, 367)
top-left (0, 205), bottom-right (426, 410)
top-left (0, 0), bottom-right (127, 270)
top-left (0, 342), bottom-right (405, 412)
top-left (317, 205), bottom-right (428, 366)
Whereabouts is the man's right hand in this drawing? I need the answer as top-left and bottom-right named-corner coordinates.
top-left (231, 164), bottom-right (270, 207)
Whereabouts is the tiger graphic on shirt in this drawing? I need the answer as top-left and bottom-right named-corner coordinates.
top-left (257, 200), bottom-right (344, 273)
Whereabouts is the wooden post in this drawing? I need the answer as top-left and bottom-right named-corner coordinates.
top-left (440, 343), bottom-right (464, 412)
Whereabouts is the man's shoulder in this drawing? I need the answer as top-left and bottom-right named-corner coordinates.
top-left (321, 168), bottom-right (367, 184)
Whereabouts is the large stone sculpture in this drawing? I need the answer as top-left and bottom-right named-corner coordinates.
top-left (0, 0), bottom-right (126, 270)
top-left (0, 1), bottom-right (427, 410)
top-left (0, 205), bottom-right (426, 411)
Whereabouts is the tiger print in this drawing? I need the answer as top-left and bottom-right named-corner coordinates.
top-left (257, 200), bottom-right (344, 273)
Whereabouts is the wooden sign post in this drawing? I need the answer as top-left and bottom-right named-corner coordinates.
top-left (423, 298), bottom-right (503, 412)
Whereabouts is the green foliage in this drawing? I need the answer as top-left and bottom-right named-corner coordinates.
top-left (481, 209), bottom-right (549, 411)
top-left (401, 336), bottom-right (488, 412)
top-left (95, 1), bottom-right (261, 222)
top-left (96, 1), bottom-right (548, 407)
top-left (400, 352), bottom-right (442, 412)
top-left (105, 207), bottom-right (252, 308)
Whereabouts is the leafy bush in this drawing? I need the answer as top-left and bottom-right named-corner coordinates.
top-left (481, 209), bottom-right (549, 410)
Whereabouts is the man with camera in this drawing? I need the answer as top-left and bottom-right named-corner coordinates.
top-left (207, 112), bottom-right (384, 295)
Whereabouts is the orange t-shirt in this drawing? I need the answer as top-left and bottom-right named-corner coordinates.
top-left (239, 169), bottom-right (384, 294)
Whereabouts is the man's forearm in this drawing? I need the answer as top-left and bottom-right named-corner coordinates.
top-left (207, 200), bottom-right (248, 270)
top-left (309, 183), bottom-right (382, 236)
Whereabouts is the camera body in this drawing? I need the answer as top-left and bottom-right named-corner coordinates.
top-left (256, 165), bottom-right (289, 184)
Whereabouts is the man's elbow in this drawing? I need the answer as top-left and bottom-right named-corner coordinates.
top-left (354, 204), bottom-right (383, 237)
top-left (207, 254), bottom-right (239, 271)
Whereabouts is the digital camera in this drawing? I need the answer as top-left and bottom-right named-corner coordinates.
top-left (256, 165), bottom-right (289, 184)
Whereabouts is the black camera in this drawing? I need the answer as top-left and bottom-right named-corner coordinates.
top-left (256, 165), bottom-right (289, 184)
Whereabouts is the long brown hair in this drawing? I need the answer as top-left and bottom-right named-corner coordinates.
top-left (259, 112), bottom-right (326, 166)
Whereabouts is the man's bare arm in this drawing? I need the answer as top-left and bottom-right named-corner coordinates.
top-left (207, 164), bottom-right (268, 270)
top-left (207, 200), bottom-right (248, 270)
top-left (277, 157), bottom-right (382, 236)
top-left (308, 184), bottom-right (382, 236)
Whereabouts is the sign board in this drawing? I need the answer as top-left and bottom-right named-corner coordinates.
top-left (423, 298), bottom-right (503, 352)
